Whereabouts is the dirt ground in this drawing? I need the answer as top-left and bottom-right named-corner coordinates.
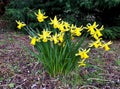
top-left (0, 28), bottom-right (120, 89)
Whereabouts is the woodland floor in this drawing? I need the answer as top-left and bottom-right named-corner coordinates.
top-left (0, 26), bottom-right (120, 89)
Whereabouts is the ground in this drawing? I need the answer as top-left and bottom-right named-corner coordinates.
top-left (0, 27), bottom-right (120, 89)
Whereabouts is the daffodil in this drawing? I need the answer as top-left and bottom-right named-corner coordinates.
top-left (86, 23), bottom-right (104, 40)
top-left (50, 16), bottom-right (60, 29)
top-left (96, 30), bottom-right (102, 37)
top-left (58, 33), bottom-right (64, 43)
top-left (70, 24), bottom-right (76, 32)
top-left (58, 22), bottom-right (66, 33)
top-left (76, 48), bottom-right (90, 59)
top-left (92, 34), bottom-right (99, 40)
top-left (74, 26), bottom-right (83, 36)
top-left (51, 33), bottom-right (59, 44)
top-left (89, 39), bottom-right (102, 48)
top-left (35, 9), bottom-right (48, 22)
top-left (101, 41), bottom-right (112, 51)
top-left (86, 22), bottom-right (98, 35)
top-left (29, 36), bottom-right (37, 46)
top-left (91, 29), bottom-right (103, 40)
top-left (38, 29), bottom-right (51, 42)
top-left (78, 59), bottom-right (86, 67)
top-left (63, 21), bottom-right (70, 29)
top-left (16, 20), bottom-right (26, 29)
top-left (70, 24), bottom-right (77, 36)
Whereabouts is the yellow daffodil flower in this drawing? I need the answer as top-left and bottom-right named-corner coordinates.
top-left (63, 21), bottom-right (70, 29)
top-left (51, 33), bottom-right (59, 44)
top-left (70, 24), bottom-right (77, 35)
top-left (92, 34), bottom-right (99, 40)
top-left (74, 26), bottom-right (83, 36)
top-left (96, 30), bottom-right (102, 37)
top-left (50, 16), bottom-right (60, 29)
top-left (92, 29), bottom-right (103, 40)
top-left (78, 59), bottom-right (86, 67)
top-left (16, 20), bottom-right (26, 29)
top-left (86, 22), bottom-right (98, 35)
top-left (75, 48), bottom-right (90, 59)
top-left (29, 36), bottom-right (37, 46)
top-left (58, 22), bottom-right (66, 33)
top-left (58, 33), bottom-right (64, 43)
top-left (101, 41), bottom-right (112, 51)
top-left (89, 39), bottom-right (102, 48)
top-left (38, 29), bottom-right (51, 42)
top-left (35, 9), bottom-right (48, 22)
top-left (86, 23), bottom-right (103, 40)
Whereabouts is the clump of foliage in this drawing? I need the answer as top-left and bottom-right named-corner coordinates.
top-left (78, 0), bottom-right (120, 39)
top-left (16, 9), bottom-right (112, 77)
top-left (102, 26), bottom-right (120, 39)
top-left (5, 0), bottom-right (120, 39)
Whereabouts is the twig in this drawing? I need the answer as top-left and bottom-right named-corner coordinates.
top-left (0, 84), bottom-right (8, 87)
top-left (79, 85), bottom-right (99, 89)
top-left (87, 78), bottom-right (114, 83)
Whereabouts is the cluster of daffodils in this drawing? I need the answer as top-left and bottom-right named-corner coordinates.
top-left (86, 22), bottom-right (112, 51)
top-left (29, 18), bottom-right (84, 46)
top-left (16, 9), bottom-right (112, 67)
top-left (75, 22), bottom-right (112, 66)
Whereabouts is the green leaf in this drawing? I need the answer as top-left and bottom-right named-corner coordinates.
top-left (9, 83), bottom-right (15, 88)
top-left (0, 77), bottom-right (4, 81)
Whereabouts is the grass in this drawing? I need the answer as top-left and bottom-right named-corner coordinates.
top-left (115, 59), bottom-right (120, 66)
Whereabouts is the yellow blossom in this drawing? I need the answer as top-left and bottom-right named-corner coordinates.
top-left (58, 21), bottom-right (69, 32)
top-left (70, 24), bottom-right (76, 39)
top-left (16, 20), bottom-right (26, 29)
top-left (74, 26), bottom-right (83, 36)
top-left (89, 39), bottom-right (102, 48)
top-left (86, 22), bottom-right (98, 35)
top-left (35, 9), bottom-right (48, 22)
top-left (86, 22), bottom-right (103, 40)
top-left (75, 48), bottom-right (90, 59)
top-left (29, 36), bottom-right (37, 46)
top-left (38, 29), bottom-right (51, 42)
top-left (92, 34), bottom-right (99, 40)
top-left (91, 29), bottom-right (103, 40)
top-left (101, 41), bottom-right (112, 51)
top-left (58, 22), bottom-right (66, 32)
top-left (58, 33), bottom-right (64, 43)
top-left (96, 30), bottom-right (102, 37)
top-left (51, 33), bottom-right (59, 44)
top-left (70, 24), bottom-right (77, 35)
top-left (78, 59), bottom-right (86, 67)
top-left (63, 21), bottom-right (70, 29)
top-left (49, 16), bottom-right (60, 29)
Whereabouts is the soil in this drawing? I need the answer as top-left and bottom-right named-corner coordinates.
top-left (0, 24), bottom-right (120, 89)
